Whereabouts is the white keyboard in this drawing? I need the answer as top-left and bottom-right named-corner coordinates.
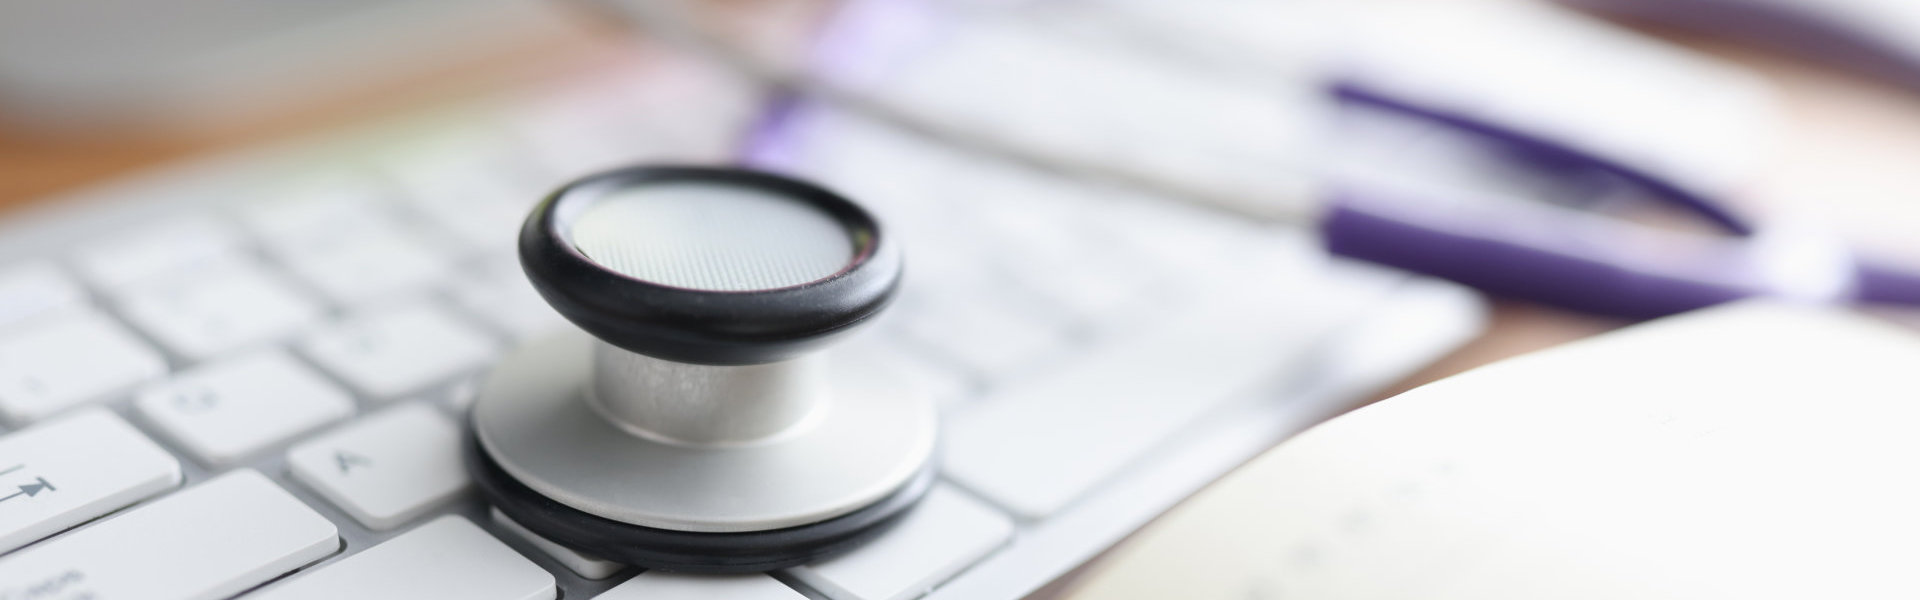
top-left (0, 39), bottom-right (1482, 600)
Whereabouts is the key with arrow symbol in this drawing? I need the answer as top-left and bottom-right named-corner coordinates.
top-left (0, 476), bottom-right (55, 503)
top-left (0, 410), bottom-right (183, 554)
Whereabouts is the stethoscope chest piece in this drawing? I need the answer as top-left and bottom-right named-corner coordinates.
top-left (467, 166), bottom-right (938, 573)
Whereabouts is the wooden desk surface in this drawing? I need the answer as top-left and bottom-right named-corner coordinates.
top-left (5, 4), bottom-right (1920, 598)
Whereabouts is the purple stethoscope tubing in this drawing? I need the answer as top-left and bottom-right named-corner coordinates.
top-left (1324, 195), bottom-right (1920, 318)
top-left (750, 0), bottom-right (1920, 320)
top-left (1323, 81), bottom-right (1920, 318)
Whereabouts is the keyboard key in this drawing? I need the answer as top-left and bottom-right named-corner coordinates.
top-left (597, 572), bottom-right (805, 600)
top-left (491, 508), bottom-right (623, 579)
top-left (241, 180), bottom-right (392, 251)
top-left (387, 137), bottom-right (549, 254)
top-left (252, 516), bottom-right (554, 600)
top-left (118, 260), bottom-right (323, 360)
top-left (892, 292), bottom-right (1068, 382)
top-left (242, 181), bottom-right (454, 306)
top-left (944, 271), bottom-right (1375, 518)
top-left (1003, 259), bottom-right (1159, 326)
top-left (973, 210), bottom-right (1166, 324)
top-left (841, 335), bottom-right (979, 409)
top-left (0, 470), bottom-right (337, 600)
top-left (72, 216), bottom-right (243, 291)
top-left (287, 404), bottom-right (468, 530)
top-left (0, 262), bottom-right (84, 331)
top-left (278, 226), bottom-right (452, 306)
top-left (786, 487), bottom-right (1013, 600)
top-left (0, 409), bottom-right (181, 553)
top-left (411, 194), bottom-right (530, 254)
top-left (135, 351), bottom-right (353, 466)
top-left (447, 261), bottom-right (566, 339)
top-left (0, 311), bottom-right (166, 424)
top-left (384, 130), bottom-right (546, 211)
top-left (965, 182), bottom-right (1136, 269)
top-left (300, 304), bottom-right (495, 399)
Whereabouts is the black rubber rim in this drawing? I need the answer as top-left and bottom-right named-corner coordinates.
top-left (466, 426), bottom-right (937, 573)
top-left (521, 166), bottom-right (902, 366)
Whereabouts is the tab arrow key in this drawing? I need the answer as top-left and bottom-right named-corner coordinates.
top-left (0, 477), bottom-right (55, 503)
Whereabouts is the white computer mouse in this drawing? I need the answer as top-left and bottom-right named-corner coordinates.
top-left (1069, 301), bottom-right (1920, 599)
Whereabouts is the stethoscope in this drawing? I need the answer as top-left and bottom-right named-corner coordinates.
top-left (471, 166), bottom-right (936, 572)
top-left (467, 0), bottom-right (1920, 574)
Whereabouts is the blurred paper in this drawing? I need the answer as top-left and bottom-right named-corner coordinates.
top-left (1070, 302), bottom-right (1920, 599)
